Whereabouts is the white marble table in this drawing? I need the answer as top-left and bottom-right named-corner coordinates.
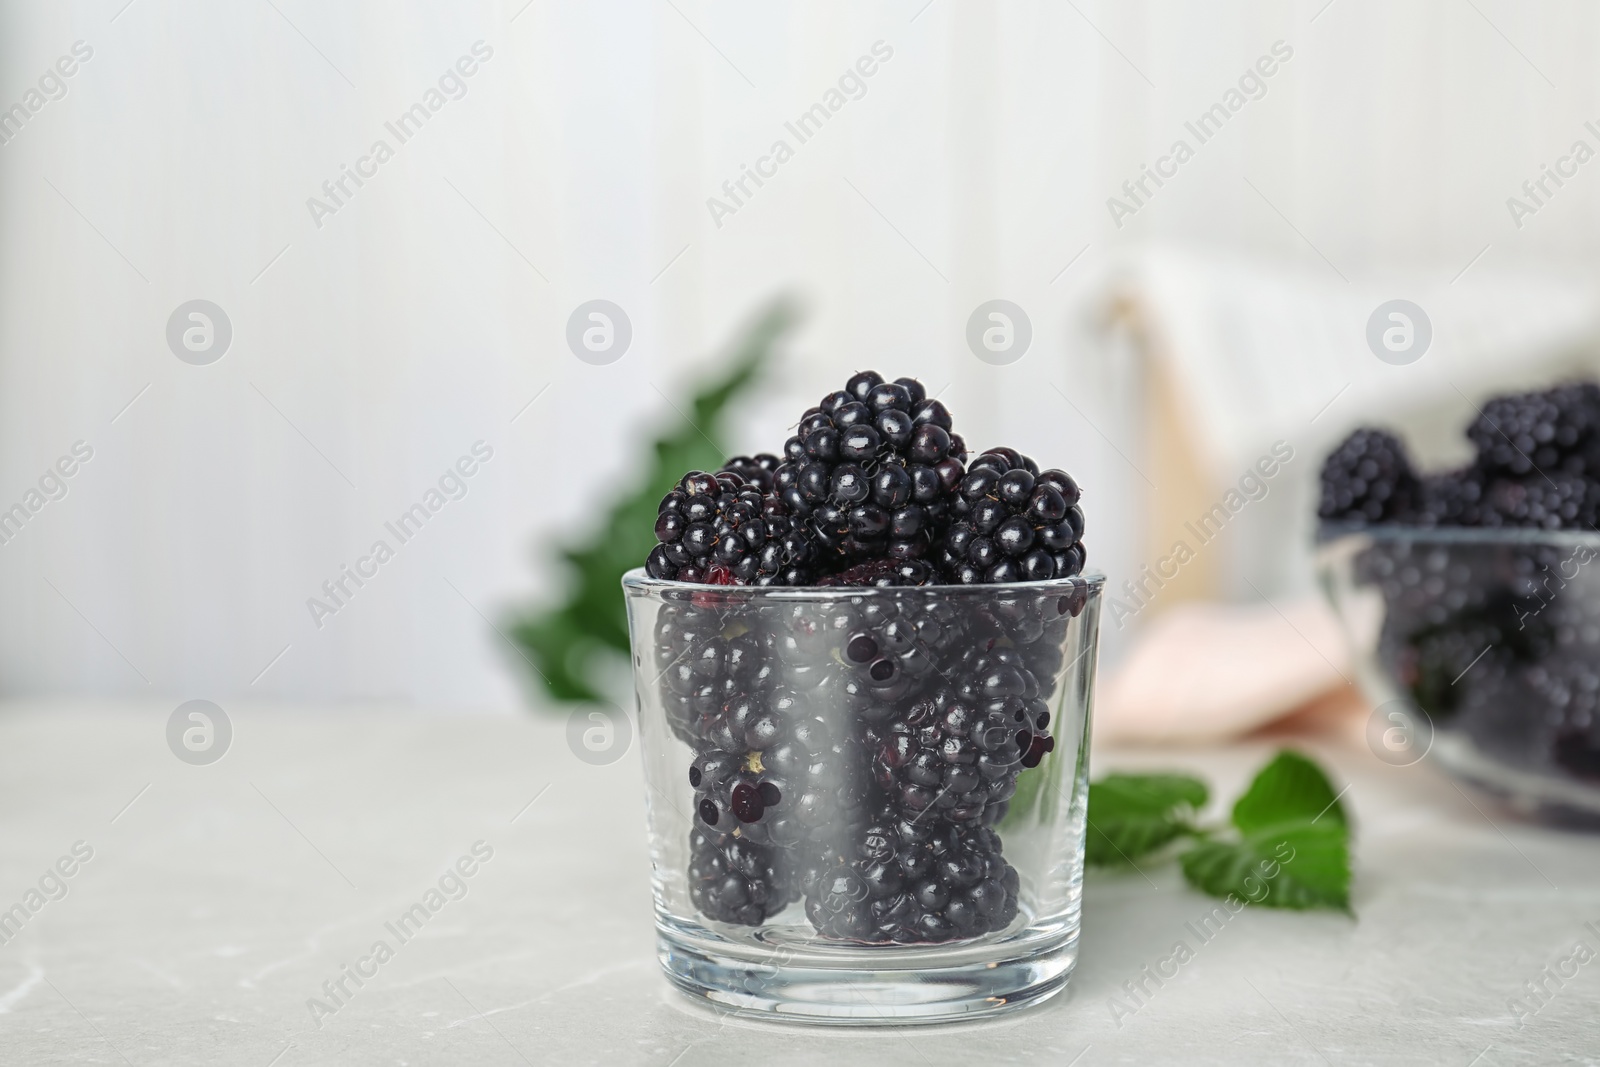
top-left (0, 700), bottom-right (1594, 1065)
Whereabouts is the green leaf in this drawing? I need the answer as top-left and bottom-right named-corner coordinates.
top-left (1085, 773), bottom-right (1209, 868)
top-left (1231, 750), bottom-right (1346, 834)
top-left (1179, 819), bottom-right (1350, 911)
top-left (503, 297), bottom-right (799, 707)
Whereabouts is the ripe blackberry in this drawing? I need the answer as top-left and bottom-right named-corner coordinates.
top-left (940, 448), bottom-right (1085, 583)
top-left (1467, 382), bottom-right (1600, 478)
top-left (1317, 428), bottom-right (1419, 525)
top-left (682, 647), bottom-right (878, 844)
top-left (688, 824), bottom-right (797, 926)
top-left (647, 470), bottom-right (815, 585)
top-left (654, 600), bottom-right (771, 745)
top-left (869, 645), bottom-right (1055, 822)
top-left (804, 807), bottom-right (1019, 942)
top-left (772, 374), bottom-right (967, 570)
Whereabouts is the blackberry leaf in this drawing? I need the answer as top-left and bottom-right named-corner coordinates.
top-left (1231, 750), bottom-right (1346, 834)
top-left (1085, 773), bottom-right (1208, 867)
top-left (1179, 820), bottom-right (1350, 912)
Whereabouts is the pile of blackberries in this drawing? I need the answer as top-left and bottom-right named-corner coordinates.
top-left (647, 372), bottom-right (1092, 941)
top-left (1320, 381), bottom-right (1600, 789)
top-left (647, 371), bottom-right (1085, 587)
top-left (655, 583), bottom-right (1087, 940)
top-left (1318, 381), bottom-right (1600, 530)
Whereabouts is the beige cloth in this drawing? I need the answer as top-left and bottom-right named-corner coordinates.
top-left (1095, 597), bottom-right (1353, 745)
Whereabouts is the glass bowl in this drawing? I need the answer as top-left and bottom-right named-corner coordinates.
top-left (621, 568), bottom-right (1104, 1024)
top-left (1317, 526), bottom-right (1600, 824)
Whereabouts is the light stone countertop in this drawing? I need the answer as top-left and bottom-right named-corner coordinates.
top-left (0, 701), bottom-right (1595, 1066)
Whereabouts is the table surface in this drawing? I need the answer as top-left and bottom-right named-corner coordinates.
top-left (0, 700), bottom-right (1595, 1066)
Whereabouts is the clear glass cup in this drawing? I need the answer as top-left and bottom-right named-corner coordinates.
top-left (621, 567), bottom-right (1104, 1024)
top-left (1318, 526), bottom-right (1600, 824)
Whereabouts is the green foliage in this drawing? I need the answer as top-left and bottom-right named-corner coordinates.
top-left (1086, 749), bottom-right (1352, 913)
top-left (1231, 750), bottom-right (1347, 833)
top-left (1179, 821), bottom-right (1350, 912)
top-left (506, 297), bottom-right (800, 704)
top-left (1085, 773), bottom-right (1208, 867)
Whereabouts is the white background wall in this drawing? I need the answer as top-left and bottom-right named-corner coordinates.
top-left (0, 0), bottom-right (1595, 711)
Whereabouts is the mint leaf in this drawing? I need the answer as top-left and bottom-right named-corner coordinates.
top-left (1231, 750), bottom-right (1346, 834)
top-left (1179, 819), bottom-right (1350, 911)
top-left (1086, 773), bottom-right (1208, 867)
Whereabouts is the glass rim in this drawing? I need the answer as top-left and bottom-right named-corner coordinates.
top-left (621, 566), bottom-right (1106, 600)
top-left (1316, 524), bottom-right (1600, 550)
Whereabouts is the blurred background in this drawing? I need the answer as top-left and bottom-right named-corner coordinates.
top-left (3, 0), bottom-right (1600, 718)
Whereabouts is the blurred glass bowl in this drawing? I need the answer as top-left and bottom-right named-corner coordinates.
top-left (1318, 526), bottom-right (1600, 825)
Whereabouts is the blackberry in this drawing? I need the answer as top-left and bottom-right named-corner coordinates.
top-left (659, 598), bottom-right (846, 808)
top-left (1317, 428), bottom-right (1419, 525)
top-left (772, 374), bottom-right (967, 570)
top-left (1467, 382), bottom-right (1600, 479)
top-left (870, 645), bottom-right (1055, 825)
top-left (804, 807), bottom-right (1019, 942)
top-left (688, 824), bottom-right (797, 926)
top-left (654, 600), bottom-right (771, 745)
top-left (940, 448), bottom-right (1085, 583)
top-left (647, 470), bottom-right (815, 585)
top-left (683, 647), bottom-right (876, 847)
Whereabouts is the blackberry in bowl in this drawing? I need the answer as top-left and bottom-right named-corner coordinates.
top-left (1316, 382), bottom-right (1600, 824)
top-left (621, 371), bottom-right (1101, 1024)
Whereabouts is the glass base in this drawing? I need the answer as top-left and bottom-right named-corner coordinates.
top-left (656, 915), bottom-right (1077, 1026)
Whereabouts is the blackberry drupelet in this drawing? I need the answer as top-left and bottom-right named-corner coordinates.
top-left (1317, 428), bottom-right (1419, 525)
top-left (940, 448), bottom-right (1085, 583)
top-left (688, 824), bottom-right (797, 926)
